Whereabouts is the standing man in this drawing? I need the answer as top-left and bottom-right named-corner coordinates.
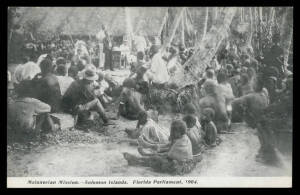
top-left (103, 28), bottom-right (113, 71)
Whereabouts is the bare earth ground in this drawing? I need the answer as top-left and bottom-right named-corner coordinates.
top-left (7, 115), bottom-right (292, 177)
top-left (7, 66), bottom-right (292, 177)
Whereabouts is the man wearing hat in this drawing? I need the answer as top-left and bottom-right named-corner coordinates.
top-left (62, 67), bottom-right (114, 127)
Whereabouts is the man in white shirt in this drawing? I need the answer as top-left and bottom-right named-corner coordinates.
top-left (146, 45), bottom-right (170, 85)
top-left (134, 31), bottom-right (147, 53)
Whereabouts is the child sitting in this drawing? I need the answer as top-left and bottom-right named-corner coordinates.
top-left (182, 103), bottom-right (201, 129)
top-left (182, 115), bottom-right (205, 155)
top-left (201, 108), bottom-right (218, 147)
top-left (123, 120), bottom-right (197, 175)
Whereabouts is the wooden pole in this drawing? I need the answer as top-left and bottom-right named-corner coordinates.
top-left (201, 7), bottom-right (209, 42)
top-left (161, 7), bottom-right (186, 51)
top-left (158, 8), bottom-right (169, 41)
top-left (181, 9), bottom-right (185, 47)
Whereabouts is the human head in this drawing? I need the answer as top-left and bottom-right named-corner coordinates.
top-left (40, 59), bottom-right (53, 75)
top-left (240, 66), bottom-right (248, 74)
top-left (247, 67), bottom-right (256, 79)
top-left (217, 71), bottom-right (227, 84)
top-left (205, 68), bottom-right (215, 79)
top-left (183, 103), bottom-right (197, 115)
top-left (123, 78), bottom-right (136, 89)
top-left (240, 73), bottom-right (249, 85)
top-left (137, 51), bottom-right (144, 61)
top-left (170, 120), bottom-right (187, 141)
top-left (56, 57), bottom-right (66, 66)
top-left (203, 80), bottom-right (218, 96)
top-left (201, 107), bottom-right (215, 122)
top-left (182, 115), bottom-right (197, 129)
top-left (82, 68), bottom-right (99, 83)
top-left (56, 65), bottom-right (68, 76)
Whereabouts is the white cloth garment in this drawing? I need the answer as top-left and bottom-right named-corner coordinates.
top-left (148, 52), bottom-right (170, 84)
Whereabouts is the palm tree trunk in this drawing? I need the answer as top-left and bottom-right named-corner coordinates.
top-left (181, 9), bottom-right (185, 47)
top-left (161, 7), bottom-right (186, 51)
top-left (201, 7), bottom-right (209, 42)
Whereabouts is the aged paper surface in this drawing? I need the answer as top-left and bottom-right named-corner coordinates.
top-left (7, 7), bottom-right (293, 188)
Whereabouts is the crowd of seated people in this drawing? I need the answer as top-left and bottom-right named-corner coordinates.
top-left (7, 32), bottom-right (293, 174)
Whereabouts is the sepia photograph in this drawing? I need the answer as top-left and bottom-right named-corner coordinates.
top-left (7, 6), bottom-right (293, 187)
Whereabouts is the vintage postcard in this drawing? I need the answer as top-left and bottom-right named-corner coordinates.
top-left (7, 6), bottom-right (293, 188)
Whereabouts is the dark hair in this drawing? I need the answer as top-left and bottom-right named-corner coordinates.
top-left (202, 107), bottom-right (215, 121)
top-left (123, 78), bottom-right (136, 89)
top-left (56, 65), bottom-right (67, 76)
top-left (170, 120), bottom-right (187, 141)
top-left (56, 58), bottom-right (66, 66)
top-left (77, 60), bottom-right (86, 71)
top-left (182, 115), bottom-right (197, 128)
top-left (240, 73), bottom-right (249, 84)
top-left (183, 103), bottom-right (196, 115)
top-left (137, 111), bottom-right (148, 127)
top-left (217, 71), bottom-right (227, 83)
top-left (137, 51), bottom-right (144, 60)
top-left (40, 59), bottom-right (53, 74)
top-left (205, 69), bottom-right (215, 79)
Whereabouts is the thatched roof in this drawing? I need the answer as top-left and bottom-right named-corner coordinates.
top-left (15, 7), bottom-right (168, 36)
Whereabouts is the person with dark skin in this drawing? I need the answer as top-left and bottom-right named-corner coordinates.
top-left (62, 68), bottom-right (115, 127)
top-left (201, 108), bottom-right (218, 147)
top-left (118, 78), bottom-right (146, 120)
top-left (32, 59), bottom-right (62, 113)
top-left (183, 114), bottom-right (205, 155)
top-left (8, 80), bottom-right (57, 138)
top-left (123, 120), bottom-right (198, 175)
top-left (237, 73), bottom-right (254, 97)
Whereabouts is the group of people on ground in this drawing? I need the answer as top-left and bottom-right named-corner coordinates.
top-left (7, 29), bottom-right (293, 174)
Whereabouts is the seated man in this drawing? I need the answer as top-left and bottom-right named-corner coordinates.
top-left (118, 78), bottom-right (145, 120)
top-left (8, 80), bottom-right (57, 137)
top-left (55, 65), bottom-right (74, 96)
top-left (62, 68), bottom-right (114, 127)
top-left (32, 59), bottom-right (62, 113)
top-left (123, 120), bottom-right (197, 175)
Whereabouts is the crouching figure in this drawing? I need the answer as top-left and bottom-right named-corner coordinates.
top-left (123, 120), bottom-right (201, 175)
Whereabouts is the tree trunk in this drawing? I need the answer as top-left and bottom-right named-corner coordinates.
top-left (246, 7), bottom-right (253, 47)
top-left (281, 7), bottom-right (293, 68)
top-left (170, 7), bottom-right (237, 87)
top-left (201, 7), bottom-right (209, 42)
top-left (181, 9), bottom-right (185, 47)
top-left (161, 7), bottom-right (186, 51)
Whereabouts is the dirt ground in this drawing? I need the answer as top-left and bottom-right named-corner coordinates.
top-left (7, 115), bottom-right (292, 177)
